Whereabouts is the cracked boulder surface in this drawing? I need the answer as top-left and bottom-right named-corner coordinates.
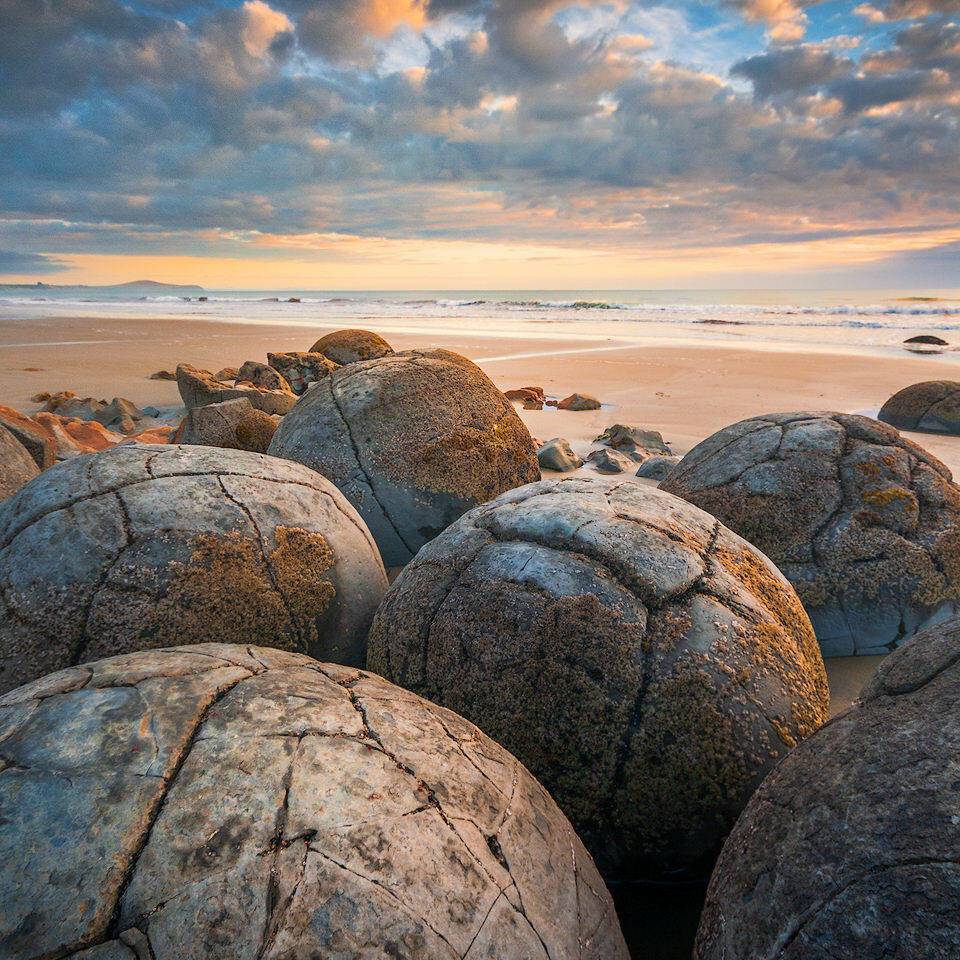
top-left (309, 329), bottom-right (394, 365)
top-left (0, 642), bottom-right (628, 960)
top-left (268, 349), bottom-right (541, 566)
top-left (0, 424), bottom-right (39, 502)
top-left (695, 616), bottom-right (960, 960)
top-left (879, 380), bottom-right (960, 434)
top-left (366, 476), bottom-right (828, 881)
top-left (661, 412), bottom-right (960, 657)
top-left (0, 445), bottom-right (387, 695)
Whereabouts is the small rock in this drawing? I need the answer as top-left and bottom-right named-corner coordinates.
top-left (267, 351), bottom-right (340, 395)
top-left (635, 455), bottom-right (681, 481)
top-left (94, 397), bottom-right (146, 433)
top-left (545, 399), bottom-right (559, 407)
top-left (904, 335), bottom-right (948, 345)
top-left (141, 406), bottom-right (160, 418)
top-left (523, 399), bottom-right (544, 410)
top-left (537, 438), bottom-right (583, 472)
top-left (214, 366), bottom-right (239, 381)
top-left (558, 393), bottom-right (601, 411)
top-left (32, 390), bottom-right (76, 412)
top-left (123, 425), bottom-right (176, 445)
top-left (0, 423), bottom-right (39, 500)
top-left (59, 397), bottom-right (107, 419)
top-left (236, 360), bottom-right (287, 391)
top-left (505, 386), bottom-right (546, 403)
top-left (148, 370), bottom-right (177, 381)
top-left (595, 423), bottom-right (671, 454)
top-left (587, 448), bottom-right (636, 473)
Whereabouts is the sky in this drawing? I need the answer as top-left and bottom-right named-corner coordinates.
top-left (0, 0), bottom-right (958, 289)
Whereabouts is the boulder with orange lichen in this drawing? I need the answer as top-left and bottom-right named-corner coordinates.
top-left (367, 475), bottom-right (829, 880)
top-left (309, 328), bottom-right (393, 365)
top-left (661, 411), bottom-right (960, 656)
top-left (0, 444), bottom-right (387, 694)
top-left (268, 348), bottom-right (540, 565)
top-left (0, 405), bottom-right (55, 468)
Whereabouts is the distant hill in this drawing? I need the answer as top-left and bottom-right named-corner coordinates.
top-left (0, 279), bottom-right (204, 295)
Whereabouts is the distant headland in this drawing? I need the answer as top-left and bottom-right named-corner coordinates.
top-left (0, 279), bottom-right (204, 295)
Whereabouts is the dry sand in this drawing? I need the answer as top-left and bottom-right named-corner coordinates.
top-left (3, 311), bottom-right (958, 712)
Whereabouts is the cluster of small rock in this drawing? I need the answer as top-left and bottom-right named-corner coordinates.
top-left (1, 335), bottom-right (959, 958)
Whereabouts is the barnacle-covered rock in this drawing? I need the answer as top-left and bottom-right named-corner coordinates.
top-left (367, 476), bottom-right (828, 879)
top-left (0, 445), bottom-right (387, 693)
top-left (661, 412), bottom-right (960, 656)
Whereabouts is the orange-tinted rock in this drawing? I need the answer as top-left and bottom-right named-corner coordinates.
top-left (0, 405), bottom-right (55, 469)
top-left (32, 414), bottom-right (123, 457)
top-left (558, 393), bottom-right (601, 411)
top-left (0, 424), bottom-right (39, 500)
top-left (309, 329), bottom-right (393, 365)
top-left (32, 390), bottom-right (75, 412)
top-left (505, 386), bottom-right (546, 403)
top-left (148, 370), bottom-right (177, 381)
top-left (124, 425), bottom-right (176, 445)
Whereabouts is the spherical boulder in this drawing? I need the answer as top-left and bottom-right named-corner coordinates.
top-left (879, 379), bottom-right (960, 434)
top-left (0, 643), bottom-right (629, 960)
top-left (268, 349), bottom-right (541, 566)
top-left (367, 476), bottom-right (829, 880)
top-left (695, 616), bottom-right (960, 960)
top-left (0, 445), bottom-right (387, 694)
top-left (0, 423), bottom-right (39, 501)
top-left (661, 412), bottom-right (960, 656)
top-left (309, 328), bottom-right (393, 365)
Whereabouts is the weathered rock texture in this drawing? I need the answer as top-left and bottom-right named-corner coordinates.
top-left (661, 412), bottom-right (960, 656)
top-left (269, 349), bottom-right (541, 566)
top-left (0, 406), bottom-right (56, 469)
top-left (367, 476), bottom-right (828, 880)
top-left (0, 425), bottom-right (39, 501)
top-left (176, 364), bottom-right (296, 416)
top-left (267, 351), bottom-right (340, 395)
top-left (0, 445), bottom-right (387, 694)
top-left (879, 380), bottom-right (960, 434)
top-left (179, 398), bottom-right (277, 453)
top-left (695, 616), bottom-right (960, 960)
top-left (309, 329), bottom-right (393, 365)
top-left (635, 455), bottom-right (680, 481)
top-left (236, 361), bottom-right (287, 392)
top-left (537, 438), bottom-right (582, 472)
top-left (0, 644), bottom-right (628, 960)
top-left (558, 393), bottom-right (601, 411)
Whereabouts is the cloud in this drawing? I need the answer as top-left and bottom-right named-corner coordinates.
top-left (855, 0), bottom-right (960, 21)
top-left (732, 44), bottom-right (854, 97)
top-left (0, 249), bottom-right (68, 276)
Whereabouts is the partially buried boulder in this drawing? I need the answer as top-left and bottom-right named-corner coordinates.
top-left (595, 424), bottom-right (670, 454)
top-left (558, 393), bottom-right (601, 411)
top-left (0, 643), bottom-right (628, 960)
top-left (635, 454), bottom-right (681, 481)
top-left (267, 350), bottom-right (339, 395)
top-left (0, 424), bottom-right (39, 501)
top-left (268, 349), bottom-right (541, 566)
top-left (662, 412), bottom-right (960, 656)
top-left (176, 363), bottom-right (296, 415)
top-left (878, 380), bottom-right (960, 434)
top-left (537, 437), bottom-right (583, 472)
top-left (695, 617), bottom-right (960, 960)
top-left (587, 448), bottom-right (636, 473)
top-left (309, 328), bottom-right (393, 365)
top-left (0, 444), bottom-right (387, 694)
top-left (367, 476), bottom-right (829, 880)
top-left (178, 397), bottom-right (277, 453)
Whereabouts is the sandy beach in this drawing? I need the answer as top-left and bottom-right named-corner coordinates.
top-left (3, 309), bottom-right (958, 714)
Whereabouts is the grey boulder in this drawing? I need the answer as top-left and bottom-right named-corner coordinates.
top-left (661, 412), bottom-right (960, 656)
top-left (368, 476), bottom-right (829, 880)
top-left (0, 444), bottom-right (387, 694)
top-left (537, 438), bottom-right (583, 472)
top-left (178, 398), bottom-right (277, 453)
top-left (636, 454), bottom-right (681, 481)
top-left (0, 644), bottom-right (628, 960)
top-left (268, 349), bottom-right (540, 566)
top-left (696, 616), bottom-right (960, 960)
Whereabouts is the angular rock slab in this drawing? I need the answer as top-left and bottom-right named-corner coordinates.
top-left (662, 411), bottom-right (960, 656)
top-left (695, 616), bottom-right (960, 960)
top-left (0, 424), bottom-right (39, 502)
top-left (367, 475), bottom-right (829, 880)
top-left (0, 644), bottom-right (628, 960)
top-left (0, 445), bottom-right (387, 694)
top-left (268, 349), bottom-right (541, 566)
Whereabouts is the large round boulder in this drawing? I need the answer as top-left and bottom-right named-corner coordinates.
top-left (0, 445), bottom-right (387, 694)
top-left (879, 379), bottom-right (960, 434)
top-left (268, 349), bottom-right (541, 566)
top-left (309, 328), bottom-right (393, 365)
top-left (695, 617), bottom-right (960, 960)
top-left (367, 476), bottom-right (828, 880)
top-left (0, 643), bottom-right (628, 960)
top-left (661, 412), bottom-right (960, 656)
top-left (0, 423), bottom-right (39, 501)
